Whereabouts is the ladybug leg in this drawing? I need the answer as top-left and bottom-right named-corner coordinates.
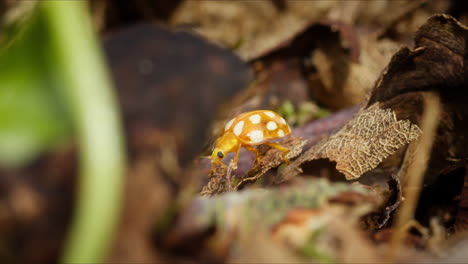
top-left (231, 144), bottom-right (241, 169)
top-left (244, 145), bottom-right (262, 164)
top-left (265, 142), bottom-right (290, 164)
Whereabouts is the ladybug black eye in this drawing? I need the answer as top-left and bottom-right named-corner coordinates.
top-left (217, 151), bottom-right (224, 158)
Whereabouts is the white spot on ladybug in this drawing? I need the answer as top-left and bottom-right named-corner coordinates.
top-left (266, 121), bottom-right (277, 130)
top-left (277, 129), bottom-right (285, 137)
top-left (234, 121), bottom-right (244, 136)
top-left (248, 130), bottom-right (264, 143)
top-left (225, 118), bottom-right (235, 131)
top-left (265, 111), bottom-right (275, 118)
top-left (249, 114), bottom-right (261, 124)
top-left (280, 117), bottom-right (287, 125)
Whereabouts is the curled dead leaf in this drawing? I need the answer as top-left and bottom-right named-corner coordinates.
top-left (283, 103), bottom-right (421, 180)
top-left (308, 37), bottom-right (398, 109)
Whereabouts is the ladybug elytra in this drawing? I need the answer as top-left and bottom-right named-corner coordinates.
top-left (210, 110), bottom-right (291, 171)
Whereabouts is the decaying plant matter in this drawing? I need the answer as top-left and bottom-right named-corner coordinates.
top-left (6, 1), bottom-right (468, 263)
top-left (195, 13), bottom-right (468, 263)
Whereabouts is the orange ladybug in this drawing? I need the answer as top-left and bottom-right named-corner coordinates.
top-left (211, 110), bottom-right (291, 171)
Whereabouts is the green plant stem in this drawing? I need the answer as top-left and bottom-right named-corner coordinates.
top-left (41, 1), bottom-right (125, 263)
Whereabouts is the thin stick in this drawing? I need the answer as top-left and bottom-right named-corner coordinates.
top-left (387, 92), bottom-right (441, 261)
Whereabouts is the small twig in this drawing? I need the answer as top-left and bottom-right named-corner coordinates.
top-left (226, 159), bottom-right (235, 191)
top-left (234, 172), bottom-right (263, 190)
top-left (387, 92), bottom-right (441, 261)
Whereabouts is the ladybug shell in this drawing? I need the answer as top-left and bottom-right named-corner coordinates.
top-left (224, 110), bottom-right (291, 145)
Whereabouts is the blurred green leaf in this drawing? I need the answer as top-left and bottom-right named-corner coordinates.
top-left (277, 100), bottom-right (295, 124)
top-left (0, 8), bottom-right (71, 167)
top-left (314, 106), bottom-right (331, 119)
top-left (298, 228), bottom-right (336, 263)
top-left (277, 100), bottom-right (331, 126)
top-left (0, 3), bottom-right (126, 262)
top-left (40, 1), bottom-right (125, 262)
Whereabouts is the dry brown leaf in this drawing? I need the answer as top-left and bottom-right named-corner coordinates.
top-left (167, 1), bottom-right (436, 61)
top-left (308, 37), bottom-right (399, 109)
top-left (169, 1), bottom-right (338, 60)
top-left (283, 103), bottom-right (421, 180)
top-left (365, 14), bottom-right (468, 187)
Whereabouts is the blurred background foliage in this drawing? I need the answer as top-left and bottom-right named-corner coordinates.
top-left (0, 1), bottom-right (125, 263)
top-left (0, 2), bottom-right (70, 167)
top-left (2, 1), bottom-right (468, 264)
